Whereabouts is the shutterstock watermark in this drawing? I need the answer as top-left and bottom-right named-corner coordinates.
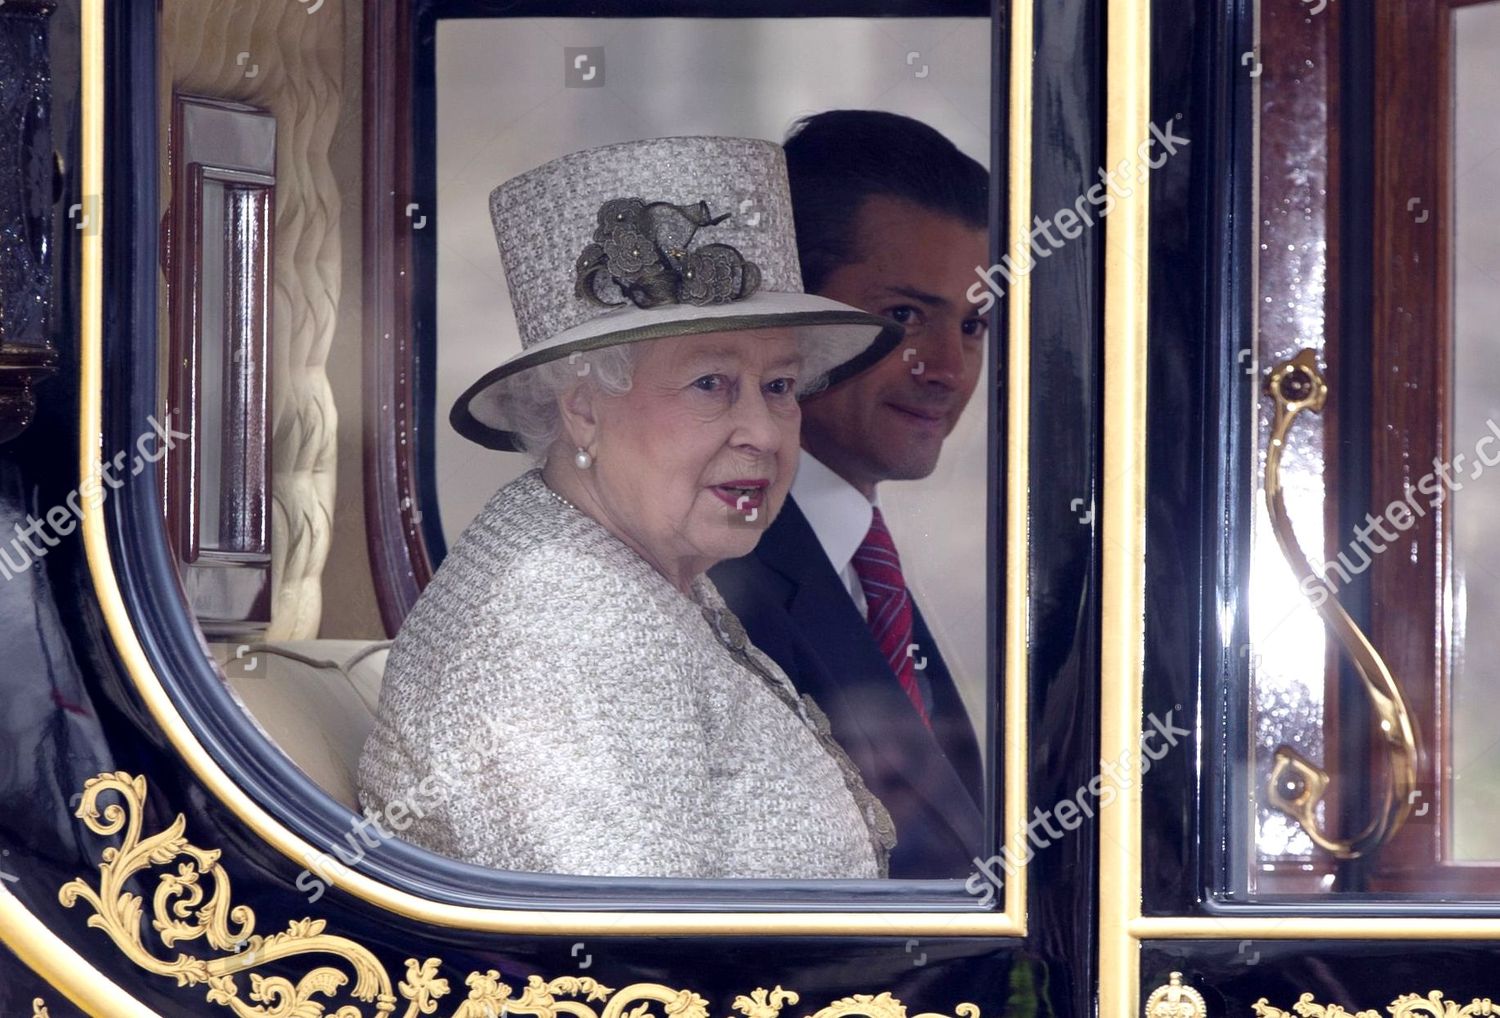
top-left (295, 713), bottom-right (494, 902)
top-left (966, 117), bottom-right (1191, 315)
top-left (0, 414), bottom-right (188, 582)
top-left (964, 708), bottom-right (1191, 906)
top-left (1300, 417), bottom-right (1500, 609)
top-left (296, 767), bottom-right (459, 903)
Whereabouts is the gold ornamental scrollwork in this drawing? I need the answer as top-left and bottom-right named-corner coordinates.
top-left (58, 772), bottom-right (986, 1018)
top-left (32, 999), bottom-right (51, 1018)
top-left (59, 772), bottom-right (398, 1016)
top-left (1146, 972), bottom-right (1207, 1018)
top-left (806, 994), bottom-right (980, 1018)
top-left (1253, 991), bottom-right (1500, 1017)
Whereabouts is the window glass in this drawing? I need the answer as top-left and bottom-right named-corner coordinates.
top-left (420, 15), bottom-right (996, 881)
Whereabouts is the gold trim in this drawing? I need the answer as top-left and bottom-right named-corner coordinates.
top-left (56, 771), bottom-right (987, 1018)
top-left (0, 883), bottom-right (158, 1018)
top-left (59, 771), bottom-right (396, 1015)
top-left (1099, 0), bottom-right (1152, 1017)
top-left (1001, 0), bottom-right (1035, 930)
top-left (808, 995), bottom-right (980, 1018)
top-left (0, 3), bottom-right (160, 1015)
top-left (32, 1000), bottom-right (51, 1018)
top-left (65, 0), bottom-right (1031, 939)
top-left (1144, 973), bottom-right (1206, 1018)
top-left (1253, 991), bottom-right (1500, 1017)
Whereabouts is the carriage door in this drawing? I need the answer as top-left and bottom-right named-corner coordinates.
top-left (1109, 0), bottom-right (1500, 1013)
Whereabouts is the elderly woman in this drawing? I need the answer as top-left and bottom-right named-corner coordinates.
top-left (358, 137), bottom-right (903, 878)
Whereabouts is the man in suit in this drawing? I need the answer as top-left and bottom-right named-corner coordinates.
top-left (710, 111), bottom-right (990, 878)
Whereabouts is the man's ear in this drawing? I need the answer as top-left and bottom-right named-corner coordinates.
top-left (557, 380), bottom-right (600, 451)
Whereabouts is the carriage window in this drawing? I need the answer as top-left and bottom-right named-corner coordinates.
top-left (154, 2), bottom-right (1006, 896)
top-left (413, 15), bottom-right (995, 883)
top-left (1444, 0), bottom-right (1500, 863)
top-left (1236, 0), bottom-right (1500, 899)
top-left (430, 16), bottom-right (993, 749)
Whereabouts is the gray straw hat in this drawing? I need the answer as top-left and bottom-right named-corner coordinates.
top-left (451, 136), bottom-right (904, 451)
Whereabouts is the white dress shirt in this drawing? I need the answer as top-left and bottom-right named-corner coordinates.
top-left (790, 451), bottom-right (880, 621)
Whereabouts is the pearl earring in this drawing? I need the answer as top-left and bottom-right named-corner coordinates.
top-left (574, 447), bottom-right (593, 470)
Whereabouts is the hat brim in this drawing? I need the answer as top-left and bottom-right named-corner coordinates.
top-left (451, 292), bottom-right (904, 452)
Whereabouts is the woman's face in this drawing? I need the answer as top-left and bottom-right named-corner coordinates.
top-left (582, 329), bottom-right (805, 588)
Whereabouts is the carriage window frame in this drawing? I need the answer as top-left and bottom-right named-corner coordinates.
top-left (86, 0), bottom-right (1035, 929)
top-left (1191, 0), bottom-right (1500, 911)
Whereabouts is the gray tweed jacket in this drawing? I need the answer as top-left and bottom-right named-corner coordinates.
top-left (358, 469), bottom-right (893, 879)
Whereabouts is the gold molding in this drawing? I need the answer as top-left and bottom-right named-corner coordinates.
top-left (56, 771), bottom-right (987, 1018)
top-left (0, 3), bottom-right (159, 1015)
top-left (32, 1000), bottom-right (50, 1018)
top-left (59, 771), bottom-right (396, 1015)
top-left (0, 881), bottom-right (158, 1018)
top-left (61, 0), bottom-right (1033, 939)
top-left (1099, 0), bottom-right (1152, 1017)
top-left (1001, 0), bottom-right (1035, 933)
top-left (1253, 991), bottom-right (1500, 1017)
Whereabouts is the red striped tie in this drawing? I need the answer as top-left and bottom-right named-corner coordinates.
top-left (850, 507), bottom-right (931, 728)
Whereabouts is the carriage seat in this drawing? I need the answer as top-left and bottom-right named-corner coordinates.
top-left (210, 639), bottom-right (392, 811)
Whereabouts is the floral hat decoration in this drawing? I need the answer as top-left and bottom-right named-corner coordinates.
top-left (451, 136), bottom-right (904, 451)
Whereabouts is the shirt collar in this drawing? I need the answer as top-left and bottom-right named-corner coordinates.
top-left (790, 451), bottom-right (878, 576)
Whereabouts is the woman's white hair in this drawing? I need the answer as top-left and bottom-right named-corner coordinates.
top-left (503, 344), bottom-right (640, 461)
top-left (502, 335), bottom-right (833, 462)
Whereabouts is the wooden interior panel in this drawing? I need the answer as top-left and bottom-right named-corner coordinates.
top-left (362, 0), bottom-right (435, 637)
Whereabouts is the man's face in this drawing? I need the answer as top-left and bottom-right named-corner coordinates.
top-left (800, 195), bottom-right (989, 497)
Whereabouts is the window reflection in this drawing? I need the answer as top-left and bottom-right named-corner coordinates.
top-left (1447, 0), bottom-right (1500, 863)
top-left (1246, 0), bottom-right (1338, 886)
top-left (1239, 0), bottom-right (1500, 897)
top-left (400, 16), bottom-right (997, 880)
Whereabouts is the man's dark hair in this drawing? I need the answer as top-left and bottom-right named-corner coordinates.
top-left (782, 109), bottom-right (989, 293)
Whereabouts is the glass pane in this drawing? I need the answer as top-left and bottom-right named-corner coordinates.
top-left (198, 177), bottom-right (227, 550)
top-left (1447, 0), bottom-right (1500, 862)
top-left (1234, 0), bottom-right (1500, 899)
top-left (1244, 0), bottom-right (1339, 891)
top-left (415, 15), bottom-right (998, 880)
top-left (197, 179), bottom-right (270, 555)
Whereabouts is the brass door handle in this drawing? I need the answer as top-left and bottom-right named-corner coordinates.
top-left (1261, 350), bottom-right (1421, 860)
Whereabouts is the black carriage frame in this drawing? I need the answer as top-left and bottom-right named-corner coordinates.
top-left (15, 0), bottom-right (1500, 1011)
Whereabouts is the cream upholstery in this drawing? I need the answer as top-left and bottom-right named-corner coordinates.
top-left (211, 639), bottom-right (391, 809)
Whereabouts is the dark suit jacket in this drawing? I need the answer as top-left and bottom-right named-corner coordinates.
top-left (708, 496), bottom-right (984, 879)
